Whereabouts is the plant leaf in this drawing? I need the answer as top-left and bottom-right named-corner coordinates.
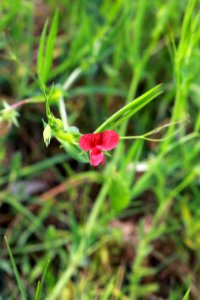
top-left (95, 84), bottom-right (163, 133)
top-left (183, 289), bottom-right (190, 300)
top-left (4, 236), bottom-right (27, 300)
top-left (37, 20), bottom-right (48, 81)
top-left (34, 259), bottom-right (50, 300)
top-left (109, 171), bottom-right (131, 213)
top-left (37, 12), bottom-right (58, 83)
top-left (60, 140), bottom-right (89, 163)
top-left (44, 11), bottom-right (59, 82)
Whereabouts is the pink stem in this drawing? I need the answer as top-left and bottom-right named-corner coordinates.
top-left (5, 99), bottom-right (29, 111)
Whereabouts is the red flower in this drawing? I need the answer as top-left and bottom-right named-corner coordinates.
top-left (79, 130), bottom-right (119, 166)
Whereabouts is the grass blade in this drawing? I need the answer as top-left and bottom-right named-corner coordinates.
top-left (4, 236), bottom-right (27, 300)
top-left (44, 12), bottom-right (59, 82)
top-left (37, 20), bottom-right (48, 80)
top-left (34, 259), bottom-right (51, 300)
top-left (182, 289), bottom-right (190, 300)
top-left (94, 84), bottom-right (163, 132)
top-left (37, 12), bottom-right (58, 83)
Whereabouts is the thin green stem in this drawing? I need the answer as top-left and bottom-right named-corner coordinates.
top-left (58, 96), bottom-right (68, 130)
top-left (62, 67), bottom-right (82, 91)
top-left (120, 136), bottom-right (165, 142)
top-left (85, 180), bottom-right (111, 236)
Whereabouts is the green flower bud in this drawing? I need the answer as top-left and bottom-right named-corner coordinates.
top-left (43, 124), bottom-right (52, 147)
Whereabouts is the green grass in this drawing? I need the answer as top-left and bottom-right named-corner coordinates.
top-left (1, 0), bottom-right (200, 299)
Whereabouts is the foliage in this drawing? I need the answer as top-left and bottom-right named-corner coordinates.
top-left (1, 0), bottom-right (200, 299)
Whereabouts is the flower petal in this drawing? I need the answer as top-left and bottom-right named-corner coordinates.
top-left (99, 130), bottom-right (119, 151)
top-left (90, 148), bottom-right (104, 166)
top-left (79, 133), bottom-right (102, 151)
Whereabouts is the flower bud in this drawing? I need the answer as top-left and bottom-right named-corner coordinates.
top-left (43, 124), bottom-right (51, 147)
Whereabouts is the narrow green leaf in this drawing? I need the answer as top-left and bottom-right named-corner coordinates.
top-left (68, 86), bottom-right (127, 98)
top-left (44, 11), bottom-right (59, 82)
top-left (183, 289), bottom-right (190, 300)
top-left (94, 84), bottom-right (163, 133)
top-left (34, 259), bottom-right (51, 300)
top-left (4, 236), bottom-right (27, 300)
top-left (60, 140), bottom-right (89, 163)
top-left (37, 20), bottom-right (48, 80)
top-left (109, 172), bottom-right (131, 213)
top-left (134, 283), bottom-right (158, 296)
top-left (101, 277), bottom-right (116, 300)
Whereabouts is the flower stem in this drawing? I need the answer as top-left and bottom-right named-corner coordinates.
top-left (62, 67), bottom-right (82, 91)
top-left (58, 96), bottom-right (68, 130)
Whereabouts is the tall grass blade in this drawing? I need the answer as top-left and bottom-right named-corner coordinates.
top-left (37, 20), bottom-right (48, 81)
top-left (95, 84), bottom-right (163, 132)
top-left (4, 236), bottom-right (27, 300)
top-left (182, 289), bottom-right (190, 300)
top-left (37, 12), bottom-right (58, 83)
top-left (34, 259), bottom-right (51, 300)
top-left (44, 12), bottom-right (59, 82)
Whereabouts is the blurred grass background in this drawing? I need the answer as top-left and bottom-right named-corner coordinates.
top-left (1, 0), bottom-right (200, 299)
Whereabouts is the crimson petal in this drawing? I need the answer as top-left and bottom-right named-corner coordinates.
top-left (79, 133), bottom-right (102, 151)
top-left (90, 148), bottom-right (105, 166)
top-left (99, 130), bottom-right (119, 151)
